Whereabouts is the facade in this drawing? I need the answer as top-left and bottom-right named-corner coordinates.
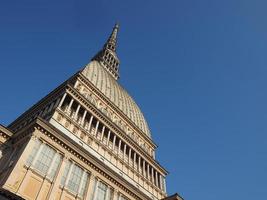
top-left (0, 24), bottom-right (183, 200)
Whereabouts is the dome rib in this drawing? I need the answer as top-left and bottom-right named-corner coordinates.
top-left (82, 61), bottom-right (151, 138)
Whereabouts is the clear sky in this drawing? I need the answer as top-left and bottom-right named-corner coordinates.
top-left (0, 0), bottom-right (267, 199)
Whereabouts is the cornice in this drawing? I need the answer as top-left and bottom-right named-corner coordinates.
top-left (0, 124), bottom-right (13, 138)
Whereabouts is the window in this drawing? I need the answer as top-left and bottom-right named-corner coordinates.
top-left (25, 140), bottom-right (62, 180)
top-left (60, 161), bottom-right (89, 198)
top-left (68, 164), bottom-right (83, 193)
top-left (95, 182), bottom-right (107, 200)
top-left (34, 145), bottom-right (56, 175)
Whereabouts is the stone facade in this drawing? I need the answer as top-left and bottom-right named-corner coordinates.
top-left (0, 24), bottom-right (182, 200)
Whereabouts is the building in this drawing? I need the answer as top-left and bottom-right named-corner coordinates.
top-left (0, 24), bottom-right (183, 200)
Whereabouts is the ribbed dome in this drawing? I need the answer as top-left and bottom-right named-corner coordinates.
top-left (82, 61), bottom-right (151, 138)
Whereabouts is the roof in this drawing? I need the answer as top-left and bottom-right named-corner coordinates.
top-left (82, 60), bottom-right (151, 138)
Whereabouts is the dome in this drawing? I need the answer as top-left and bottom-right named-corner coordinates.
top-left (82, 60), bottom-right (151, 138)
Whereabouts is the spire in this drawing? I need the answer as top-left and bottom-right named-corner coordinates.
top-left (92, 23), bottom-right (120, 80)
top-left (104, 23), bottom-right (119, 51)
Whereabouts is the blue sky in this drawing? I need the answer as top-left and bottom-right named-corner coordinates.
top-left (1, 0), bottom-right (267, 199)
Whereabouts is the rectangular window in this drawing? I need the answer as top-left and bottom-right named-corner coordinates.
top-left (95, 182), bottom-right (107, 200)
top-left (60, 161), bottom-right (89, 198)
top-left (34, 145), bottom-right (56, 175)
top-left (67, 164), bottom-right (83, 193)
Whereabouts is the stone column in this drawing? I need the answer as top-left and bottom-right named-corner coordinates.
top-left (107, 130), bottom-right (111, 146)
top-left (138, 156), bottom-right (141, 174)
top-left (81, 110), bottom-right (87, 126)
top-left (133, 152), bottom-right (137, 169)
top-left (128, 148), bottom-right (132, 165)
top-left (159, 174), bottom-right (162, 190)
top-left (118, 139), bottom-right (122, 155)
top-left (58, 93), bottom-right (67, 108)
top-left (112, 135), bottom-right (117, 150)
top-left (123, 144), bottom-right (127, 160)
top-left (143, 160), bottom-right (146, 178)
top-left (66, 99), bottom-right (74, 115)
top-left (94, 121), bottom-right (99, 136)
top-left (163, 177), bottom-right (167, 193)
top-left (147, 164), bottom-right (150, 181)
top-left (101, 126), bottom-right (106, 141)
top-left (88, 115), bottom-right (94, 132)
top-left (74, 104), bottom-right (81, 120)
top-left (155, 171), bottom-right (159, 187)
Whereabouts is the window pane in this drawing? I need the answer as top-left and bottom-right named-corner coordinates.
top-left (47, 153), bottom-right (62, 180)
top-left (96, 182), bottom-right (107, 200)
top-left (34, 145), bottom-right (56, 175)
top-left (25, 139), bottom-right (41, 167)
top-left (78, 172), bottom-right (88, 197)
top-left (67, 164), bottom-right (83, 194)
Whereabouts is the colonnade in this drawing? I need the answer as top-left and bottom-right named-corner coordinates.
top-left (58, 93), bottom-right (167, 192)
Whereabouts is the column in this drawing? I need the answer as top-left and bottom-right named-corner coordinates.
top-left (155, 171), bottom-right (159, 187)
top-left (159, 174), bottom-right (162, 190)
top-left (94, 121), bottom-right (99, 136)
top-left (128, 148), bottom-right (132, 165)
top-left (138, 156), bottom-right (141, 174)
top-left (74, 104), bottom-right (81, 120)
top-left (66, 99), bottom-right (74, 114)
top-left (118, 139), bottom-right (122, 155)
top-left (58, 93), bottom-right (67, 108)
top-left (147, 164), bottom-right (150, 181)
top-left (81, 110), bottom-right (87, 126)
top-left (163, 177), bottom-right (167, 193)
top-left (107, 130), bottom-right (111, 146)
top-left (112, 135), bottom-right (117, 150)
top-left (123, 144), bottom-right (127, 160)
top-left (88, 115), bottom-right (94, 131)
top-left (133, 152), bottom-right (137, 169)
top-left (143, 160), bottom-right (146, 178)
top-left (101, 126), bottom-right (106, 141)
